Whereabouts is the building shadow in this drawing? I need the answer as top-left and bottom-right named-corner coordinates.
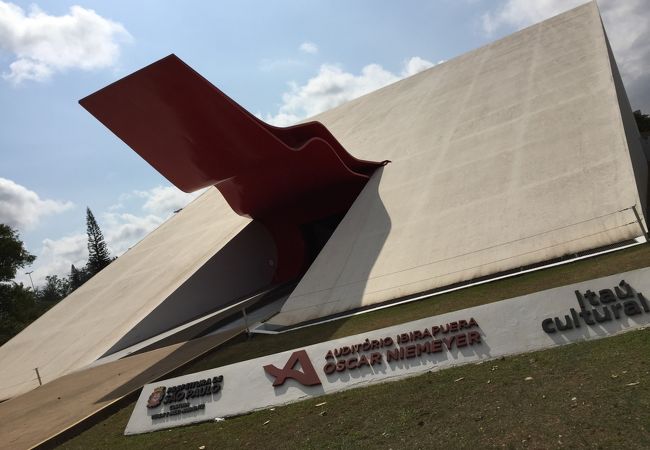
top-left (267, 166), bottom-right (392, 327)
top-left (103, 221), bottom-right (277, 356)
top-left (95, 167), bottom-right (391, 404)
top-left (96, 329), bottom-right (241, 404)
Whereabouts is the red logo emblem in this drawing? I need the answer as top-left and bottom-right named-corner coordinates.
top-left (263, 350), bottom-right (322, 387)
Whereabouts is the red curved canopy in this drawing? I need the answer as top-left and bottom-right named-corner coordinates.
top-left (80, 54), bottom-right (387, 281)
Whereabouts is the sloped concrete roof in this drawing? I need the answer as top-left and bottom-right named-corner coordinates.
top-left (268, 1), bottom-right (648, 325)
top-left (0, 188), bottom-right (251, 400)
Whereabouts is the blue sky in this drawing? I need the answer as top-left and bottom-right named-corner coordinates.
top-left (1, 0), bottom-right (649, 286)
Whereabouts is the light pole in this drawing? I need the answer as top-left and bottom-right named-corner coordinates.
top-left (25, 271), bottom-right (35, 291)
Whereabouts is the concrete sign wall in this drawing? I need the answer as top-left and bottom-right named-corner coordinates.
top-left (126, 266), bottom-right (650, 435)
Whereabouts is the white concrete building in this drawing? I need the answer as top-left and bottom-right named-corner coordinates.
top-left (267, 1), bottom-right (648, 326)
top-left (0, 1), bottom-right (646, 400)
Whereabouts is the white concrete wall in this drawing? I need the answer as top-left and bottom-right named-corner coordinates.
top-left (0, 188), bottom-right (256, 400)
top-left (104, 221), bottom-right (276, 355)
top-left (269, 2), bottom-right (649, 326)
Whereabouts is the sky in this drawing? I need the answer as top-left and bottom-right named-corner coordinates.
top-left (1, 0), bottom-right (649, 287)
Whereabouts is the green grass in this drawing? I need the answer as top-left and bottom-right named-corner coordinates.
top-left (62, 328), bottom-right (650, 449)
top-left (58, 243), bottom-right (650, 449)
top-left (182, 242), bottom-right (650, 373)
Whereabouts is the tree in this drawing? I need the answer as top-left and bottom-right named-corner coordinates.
top-left (85, 208), bottom-right (111, 275)
top-left (36, 275), bottom-right (70, 303)
top-left (0, 224), bottom-right (38, 345)
top-left (0, 283), bottom-right (39, 344)
top-left (69, 264), bottom-right (90, 292)
top-left (0, 224), bottom-right (35, 283)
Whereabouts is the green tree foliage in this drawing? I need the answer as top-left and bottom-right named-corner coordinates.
top-left (69, 264), bottom-right (91, 293)
top-left (85, 207), bottom-right (111, 276)
top-left (0, 224), bottom-right (41, 345)
top-left (0, 224), bottom-right (35, 282)
top-left (0, 283), bottom-right (41, 344)
top-left (36, 275), bottom-right (70, 303)
top-left (634, 110), bottom-right (650, 133)
top-left (0, 211), bottom-right (117, 345)
top-left (0, 208), bottom-right (118, 345)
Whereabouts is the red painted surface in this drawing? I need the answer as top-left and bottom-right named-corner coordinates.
top-left (263, 350), bottom-right (322, 387)
top-left (80, 54), bottom-right (387, 281)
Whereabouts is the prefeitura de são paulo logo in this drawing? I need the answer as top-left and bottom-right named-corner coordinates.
top-left (146, 386), bottom-right (166, 409)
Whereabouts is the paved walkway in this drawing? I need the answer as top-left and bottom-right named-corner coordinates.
top-left (0, 329), bottom-right (240, 450)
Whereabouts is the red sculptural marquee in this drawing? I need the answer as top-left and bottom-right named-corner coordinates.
top-left (80, 54), bottom-right (387, 281)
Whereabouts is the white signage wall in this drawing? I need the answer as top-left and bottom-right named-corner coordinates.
top-left (126, 266), bottom-right (650, 435)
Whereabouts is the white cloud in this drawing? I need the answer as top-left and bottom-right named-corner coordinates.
top-left (299, 41), bottom-right (318, 54)
top-left (264, 56), bottom-right (437, 126)
top-left (481, 0), bottom-right (650, 110)
top-left (13, 184), bottom-right (204, 286)
top-left (41, 234), bottom-right (87, 264)
top-left (0, 177), bottom-right (73, 230)
top-left (103, 212), bottom-right (165, 256)
top-left (481, 0), bottom-right (567, 34)
top-left (102, 185), bottom-right (204, 257)
top-left (0, 2), bottom-right (131, 84)
top-left (598, 0), bottom-right (650, 83)
top-left (20, 212), bottom-right (163, 286)
top-left (32, 233), bottom-right (87, 284)
top-left (135, 185), bottom-right (204, 216)
top-left (13, 232), bottom-right (86, 287)
top-left (400, 56), bottom-right (436, 77)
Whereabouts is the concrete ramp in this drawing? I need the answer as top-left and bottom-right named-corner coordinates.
top-left (0, 188), bottom-right (276, 400)
top-left (0, 329), bottom-right (241, 450)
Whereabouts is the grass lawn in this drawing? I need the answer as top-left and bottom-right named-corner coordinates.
top-left (61, 327), bottom-right (650, 449)
top-left (182, 242), bottom-right (650, 373)
top-left (55, 243), bottom-right (650, 448)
